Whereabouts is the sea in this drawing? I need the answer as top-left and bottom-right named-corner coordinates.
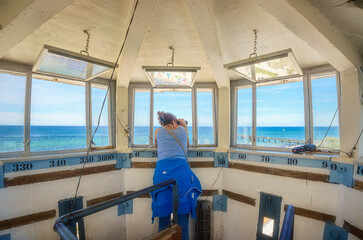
top-left (0, 125), bottom-right (339, 153)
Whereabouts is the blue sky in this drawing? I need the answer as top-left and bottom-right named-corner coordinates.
top-left (0, 72), bottom-right (338, 127)
top-left (238, 77), bottom-right (338, 127)
top-left (0, 74), bottom-right (108, 126)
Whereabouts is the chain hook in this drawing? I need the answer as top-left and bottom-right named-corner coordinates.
top-left (248, 29), bottom-right (258, 58)
top-left (166, 46), bottom-right (175, 66)
top-left (80, 30), bottom-right (91, 56)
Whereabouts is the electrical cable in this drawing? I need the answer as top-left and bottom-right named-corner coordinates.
top-left (65, 0), bottom-right (140, 224)
top-left (316, 101), bottom-right (340, 149)
top-left (206, 167), bottom-right (223, 201)
top-left (347, 128), bottom-right (363, 157)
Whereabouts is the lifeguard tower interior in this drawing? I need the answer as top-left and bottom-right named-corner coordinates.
top-left (0, 0), bottom-right (363, 239)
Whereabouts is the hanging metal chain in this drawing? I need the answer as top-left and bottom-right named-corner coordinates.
top-left (167, 46), bottom-right (175, 66)
top-left (80, 30), bottom-right (90, 56)
top-left (249, 29), bottom-right (258, 58)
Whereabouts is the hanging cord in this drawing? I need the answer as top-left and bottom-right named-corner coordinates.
top-left (65, 0), bottom-right (140, 224)
top-left (166, 46), bottom-right (175, 66)
top-left (80, 30), bottom-right (90, 56)
top-left (249, 29), bottom-right (258, 58)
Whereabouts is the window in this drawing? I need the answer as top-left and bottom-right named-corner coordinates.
top-left (130, 84), bottom-right (217, 147)
top-left (231, 70), bottom-right (340, 151)
top-left (0, 71), bottom-right (115, 155)
top-left (31, 79), bottom-right (87, 151)
top-left (236, 85), bottom-right (252, 145)
top-left (197, 89), bottom-right (215, 145)
top-left (91, 84), bottom-right (110, 147)
top-left (0, 73), bottom-right (26, 152)
top-left (153, 89), bottom-right (193, 142)
top-left (311, 74), bottom-right (339, 149)
top-left (256, 78), bottom-right (305, 147)
top-left (133, 89), bottom-right (151, 145)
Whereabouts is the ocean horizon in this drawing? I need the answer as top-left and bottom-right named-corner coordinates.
top-left (0, 125), bottom-right (339, 152)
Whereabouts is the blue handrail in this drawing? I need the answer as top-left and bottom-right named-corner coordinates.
top-left (54, 179), bottom-right (179, 240)
top-left (279, 205), bottom-right (295, 240)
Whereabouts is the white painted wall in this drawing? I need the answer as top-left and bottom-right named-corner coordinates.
top-left (0, 161), bottom-right (127, 240)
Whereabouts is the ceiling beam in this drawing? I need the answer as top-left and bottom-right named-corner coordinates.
top-left (254, 0), bottom-right (362, 72)
top-left (116, 0), bottom-right (157, 88)
top-left (0, 0), bottom-right (75, 59)
top-left (185, 0), bottom-right (230, 88)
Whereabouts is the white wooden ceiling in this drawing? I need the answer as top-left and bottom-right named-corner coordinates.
top-left (0, 0), bottom-right (361, 84)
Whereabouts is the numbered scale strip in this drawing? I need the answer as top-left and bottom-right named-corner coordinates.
top-left (2, 150), bottom-right (214, 174)
top-left (229, 152), bottom-right (333, 170)
top-left (131, 150), bottom-right (214, 158)
top-left (3, 153), bottom-right (117, 173)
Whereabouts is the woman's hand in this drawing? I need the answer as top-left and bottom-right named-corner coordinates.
top-left (178, 119), bottom-right (187, 128)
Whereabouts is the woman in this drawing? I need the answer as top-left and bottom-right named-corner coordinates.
top-left (151, 111), bottom-right (202, 240)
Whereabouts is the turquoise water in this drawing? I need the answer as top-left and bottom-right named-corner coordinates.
top-left (0, 126), bottom-right (109, 152)
top-left (0, 125), bottom-right (339, 153)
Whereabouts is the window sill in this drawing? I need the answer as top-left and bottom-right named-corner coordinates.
top-left (0, 148), bottom-right (117, 163)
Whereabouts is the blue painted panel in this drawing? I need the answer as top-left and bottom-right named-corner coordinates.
top-left (213, 195), bottom-right (227, 212)
top-left (132, 151), bottom-right (158, 158)
top-left (188, 151), bottom-right (214, 158)
top-left (214, 152), bottom-right (228, 167)
top-left (323, 223), bottom-right (348, 240)
top-left (3, 153), bottom-right (117, 173)
top-left (58, 197), bottom-right (85, 240)
top-left (131, 150), bottom-right (214, 159)
top-left (118, 199), bottom-right (133, 216)
top-left (116, 153), bottom-right (132, 169)
top-left (257, 193), bottom-right (282, 240)
top-left (329, 162), bottom-right (354, 187)
top-left (356, 165), bottom-right (363, 176)
top-left (0, 234), bottom-right (10, 240)
top-left (230, 152), bottom-right (331, 169)
top-left (0, 164), bottom-right (4, 189)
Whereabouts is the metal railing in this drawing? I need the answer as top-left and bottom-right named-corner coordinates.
top-left (238, 135), bottom-right (305, 145)
top-left (54, 179), bottom-right (179, 240)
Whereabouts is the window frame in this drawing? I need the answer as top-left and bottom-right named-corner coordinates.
top-left (231, 66), bottom-right (340, 152)
top-left (0, 67), bottom-right (116, 157)
top-left (129, 82), bottom-right (218, 148)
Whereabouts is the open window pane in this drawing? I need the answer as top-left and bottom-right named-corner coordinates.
top-left (38, 53), bottom-right (88, 79)
top-left (153, 89), bottom-right (192, 143)
top-left (197, 89), bottom-right (214, 145)
top-left (237, 86), bottom-right (252, 145)
top-left (30, 79), bottom-right (86, 151)
top-left (256, 78), bottom-right (305, 147)
top-left (133, 90), bottom-right (150, 145)
top-left (0, 73), bottom-right (26, 152)
top-left (92, 85), bottom-right (109, 147)
top-left (153, 71), bottom-right (193, 86)
top-left (311, 75), bottom-right (339, 149)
